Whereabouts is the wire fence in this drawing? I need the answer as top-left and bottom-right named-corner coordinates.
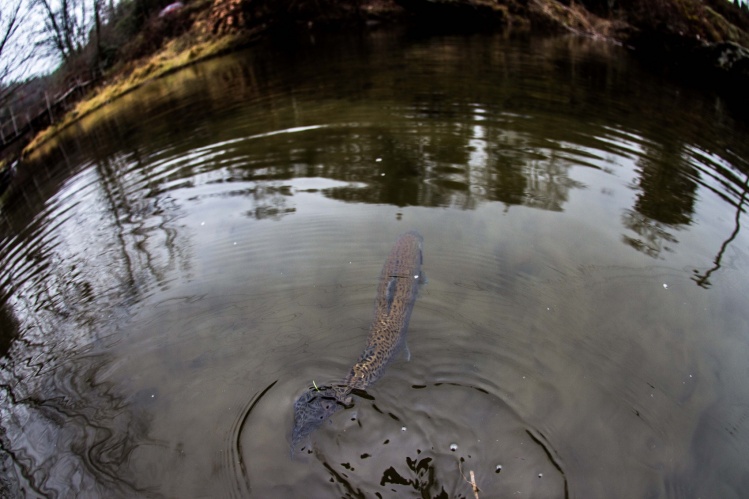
top-left (0, 80), bottom-right (93, 151)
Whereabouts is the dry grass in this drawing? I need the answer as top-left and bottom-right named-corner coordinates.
top-left (622, 0), bottom-right (749, 44)
top-left (23, 31), bottom-right (247, 156)
top-left (19, 0), bottom-right (749, 157)
top-left (531, 0), bottom-right (629, 39)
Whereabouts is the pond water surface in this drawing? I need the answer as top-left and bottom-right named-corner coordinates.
top-left (2, 30), bottom-right (749, 498)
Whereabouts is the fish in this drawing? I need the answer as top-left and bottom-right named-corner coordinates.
top-left (291, 231), bottom-right (424, 452)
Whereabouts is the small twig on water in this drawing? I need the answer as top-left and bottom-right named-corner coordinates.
top-left (458, 460), bottom-right (480, 499)
top-left (469, 471), bottom-right (479, 499)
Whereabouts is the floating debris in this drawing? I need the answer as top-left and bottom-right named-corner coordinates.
top-left (459, 459), bottom-right (480, 499)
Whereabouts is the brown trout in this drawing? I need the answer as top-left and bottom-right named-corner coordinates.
top-left (291, 231), bottom-right (424, 452)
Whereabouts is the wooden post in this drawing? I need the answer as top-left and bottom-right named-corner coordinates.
top-left (46, 91), bottom-right (54, 123)
top-left (10, 108), bottom-right (18, 136)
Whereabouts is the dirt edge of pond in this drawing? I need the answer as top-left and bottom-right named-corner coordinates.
top-left (11, 0), bottom-right (749, 166)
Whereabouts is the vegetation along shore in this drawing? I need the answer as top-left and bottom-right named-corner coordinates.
top-left (0, 0), bottom-right (748, 183)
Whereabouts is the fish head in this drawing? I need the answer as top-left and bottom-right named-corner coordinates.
top-left (291, 386), bottom-right (346, 452)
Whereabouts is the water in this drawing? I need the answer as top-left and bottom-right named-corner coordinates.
top-left (1, 30), bottom-right (749, 498)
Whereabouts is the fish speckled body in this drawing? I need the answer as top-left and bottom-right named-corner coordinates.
top-left (291, 231), bottom-right (424, 451)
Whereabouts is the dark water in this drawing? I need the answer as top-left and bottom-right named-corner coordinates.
top-left (2, 29), bottom-right (749, 498)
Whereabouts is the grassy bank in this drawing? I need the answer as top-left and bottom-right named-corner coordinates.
top-left (22, 33), bottom-right (255, 156)
top-left (14, 0), bottom-right (749, 161)
top-left (19, 0), bottom-right (406, 158)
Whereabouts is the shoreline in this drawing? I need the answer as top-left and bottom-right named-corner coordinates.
top-left (5, 0), bottom-right (749, 168)
top-left (14, 2), bottom-right (408, 162)
top-left (20, 32), bottom-right (263, 159)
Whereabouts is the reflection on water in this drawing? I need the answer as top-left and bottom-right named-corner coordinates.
top-left (1, 29), bottom-right (749, 497)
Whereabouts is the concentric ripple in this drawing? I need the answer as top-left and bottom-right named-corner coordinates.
top-left (1, 29), bottom-right (749, 499)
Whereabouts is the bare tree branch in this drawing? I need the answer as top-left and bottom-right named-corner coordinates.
top-left (0, 0), bottom-right (34, 107)
top-left (31, 0), bottom-right (95, 63)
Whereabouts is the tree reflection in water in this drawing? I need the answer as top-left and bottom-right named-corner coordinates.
top-left (693, 168), bottom-right (749, 288)
top-left (0, 353), bottom-right (153, 497)
top-left (0, 137), bottom-right (192, 496)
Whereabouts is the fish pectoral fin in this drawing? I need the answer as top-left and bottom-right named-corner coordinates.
top-left (403, 342), bottom-right (411, 362)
